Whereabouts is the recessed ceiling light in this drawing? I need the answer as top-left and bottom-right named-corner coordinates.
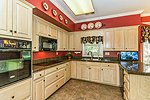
top-left (63, 0), bottom-right (94, 16)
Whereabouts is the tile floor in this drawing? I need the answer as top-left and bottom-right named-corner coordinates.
top-left (47, 79), bottom-right (124, 100)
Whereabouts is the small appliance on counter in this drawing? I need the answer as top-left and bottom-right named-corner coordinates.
top-left (120, 52), bottom-right (138, 61)
top-left (0, 38), bottom-right (31, 88)
top-left (39, 36), bottom-right (57, 51)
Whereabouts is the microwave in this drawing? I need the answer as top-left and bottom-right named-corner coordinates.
top-left (39, 36), bottom-right (57, 51)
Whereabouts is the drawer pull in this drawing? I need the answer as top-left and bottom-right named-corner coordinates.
top-left (101, 69), bottom-right (103, 70)
top-left (56, 68), bottom-right (58, 70)
top-left (56, 85), bottom-right (58, 87)
top-left (56, 75), bottom-right (58, 77)
top-left (10, 30), bottom-right (12, 32)
top-left (40, 74), bottom-right (42, 76)
top-left (12, 96), bottom-right (14, 99)
top-left (14, 31), bottom-right (17, 33)
top-left (108, 65), bottom-right (109, 66)
top-left (43, 80), bottom-right (45, 82)
top-left (65, 69), bottom-right (66, 71)
top-left (66, 64), bottom-right (68, 66)
top-left (89, 68), bottom-right (91, 69)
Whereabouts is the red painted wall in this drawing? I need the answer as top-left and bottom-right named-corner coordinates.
top-left (26, 0), bottom-right (75, 31)
top-left (75, 14), bottom-right (141, 31)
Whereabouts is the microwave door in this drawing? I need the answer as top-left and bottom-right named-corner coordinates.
top-left (43, 42), bottom-right (50, 51)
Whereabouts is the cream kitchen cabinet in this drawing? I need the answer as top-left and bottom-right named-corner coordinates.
top-left (0, 0), bottom-right (33, 39)
top-left (33, 77), bottom-right (45, 100)
top-left (68, 33), bottom-right (82, 51)
top-left (49, 26), bottom-right (57, 39)
top-left (64, 62), bottom-right (71, 83)
top-left (57, 30), bottom-right (68, 51)
top-left (104, 28), bottom-right (124, 51)
top-left (124, 26), bottom-right (138, 51)
top-left (101, 63), bottom-right (117, 85)
top-left (0, 78), bottom-right (31, 100)
top-left (71, 61), bottom-right (77, 78)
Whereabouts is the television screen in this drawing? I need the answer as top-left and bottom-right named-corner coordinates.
top-left (121, 52), bottom-right (138, 61)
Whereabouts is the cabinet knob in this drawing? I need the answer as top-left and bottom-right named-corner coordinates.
top-left (126, 48), bottom-right (127, 49)
top-left (64, 48), bottom-right (65, 49)
top-left (65, 69), bottom-right (66, 71)
top-left (10, 30), bottom-right (12, 32)
top-left (89, 68), bottom-right (91, 69)
top-left (40, 74), bottom-right (41, 76)
top-left (43, 80), bottom-right (45, 82)
top-left (48, 34), bottom-right (51, 36)
top-left (56, 85), bottom-right (58, 87)
top-left (108, 65), bottom-right (109, 66)
top-left (14, 31), bottom-right (17, 33)
top-left (12, 96), bottom-right (14, 99)
top-left (56, 75), bottom-right (58, 77)
top-left (56, 68), bottom-right (58, 70)
top-left (102, 69), bottom-right (103, 70)
top-left (34, 47), bottom-right (36, 49)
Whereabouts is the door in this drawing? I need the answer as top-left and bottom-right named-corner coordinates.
top-left (57, 30), bottom-right (64, 50)
top-left (33, 77), bottom-right (45, 100)
top-left (101, 67), bottom-right (116, 85)
top-left (89, 66), bottom-right (100, 82)
top-left (71, 61), bottom-right (77, 78)
top-left (74, 33), bottom-right (81, 51)
top-left (13, 0), bottom-right (32, 39)
top-left (0, 0), bottom-right (12, 36)
top-left (68, 33), bottom-right (74, 50)
top-left (125, 26), bottom-right (138, 51)
top-left (113, 28), bottom-right (124, 51)
top-left (104, 29), bottom-right (114, 51)
top-left (49, 26), bottom-right (57, 39)
top-left (64, 65), bottom-right (71, 83)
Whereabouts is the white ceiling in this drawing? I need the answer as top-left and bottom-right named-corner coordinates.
top-left (49, 0), bottom-right (150, 23)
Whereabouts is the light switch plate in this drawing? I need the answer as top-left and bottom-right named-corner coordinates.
top-left (105, 52), bottom-right (110, 55)
top-left (56, 52), bottom-right (58, 55)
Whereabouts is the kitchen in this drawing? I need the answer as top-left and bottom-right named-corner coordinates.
top-left (0, 0), bottom-right (150, 100)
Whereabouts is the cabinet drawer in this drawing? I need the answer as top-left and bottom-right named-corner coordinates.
top-left (45, 77), bottom-right (64, 99)
top-left (101, 63), bottom-right (116, 67)
top-left (33, 71), bottom-right (45, 80)
top-left (45, 69), bottom-right (64, 87)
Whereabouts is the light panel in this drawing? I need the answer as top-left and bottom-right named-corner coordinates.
top-left (63, 0), bottom-right (94, 16)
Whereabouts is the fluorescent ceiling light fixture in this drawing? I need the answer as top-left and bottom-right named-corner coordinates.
top-left (63, 0), bottom-right (94, 16)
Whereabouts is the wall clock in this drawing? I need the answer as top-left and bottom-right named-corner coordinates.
top-left (59, 15), bottom-right (63, 21)
top-left (65, 19), bottom-right (68, 24)
top-left (88, 23), bottom-right (94, 29)
top-left (52, 9), bottom-right (57, 17)
top-left (81, 24), bottom-right (87, 30)
top-left (95, 22), bottom-right (102, 29)
top-left (43, 1), bottom-right (49, 11)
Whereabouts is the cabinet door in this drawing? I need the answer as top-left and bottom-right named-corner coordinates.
top-left (104, 29), bottom-right (114, 51)
top-left (74, 33), bottom-right (81, 51)
top-left (33, 77), bottom-right (45, 100)
top-left (89, 66), bottom-right (100, 82)
top-left (0, 0), bottom-right (12, 36)
top-left (64, 65), bottom-right (71, 83)
top-left (13, 0), bottom-right (32, 39)
top-left (57, 30), bottom-right (64, 50)
top-left (71, 61), bottom-right (77, 78)
top-left (68, 33), bottom-right (74, 50)
top-left (125, 26), bottom-right (138, 51)
top-left (0, 87), bottom-right (14, 100)
top-left (113, 28), bottom-right (125, 51)
top-left (63, 32), bottom-right (68, 50)
top-left (101, 67), bottom-right (116, 85)
top-left (49, 26), bottom-right (57, 39)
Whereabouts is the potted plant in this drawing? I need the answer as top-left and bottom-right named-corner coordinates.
top-left (65, 52), bottom-right (72, 60)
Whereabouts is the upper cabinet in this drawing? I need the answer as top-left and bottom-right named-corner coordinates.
top-left (57, 30), bottom-right (68, 51)
top-left (0, 0), bottom-right (33, 40)
top-left (68, 32), bottom-right (82, 51)
top-left (104, 26), bottom-right (138, 51)
top-left (125, 26), bottom-right (138, 51)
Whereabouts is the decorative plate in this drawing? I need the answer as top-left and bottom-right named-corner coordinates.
top-left (43, 1), bottom-right (49, 11)
top-left (88, 23), bottom-right (94, 29)
top-left (52, 9), bottom-right (57, 17)
top-left (95, 22), bottom-right (102, 29)
top-left (81, 24), bottom-right (87, 30)
top-left (59, 15), bottom-right (63, 21)
top-left (65, 19), bottom-right (68, 24)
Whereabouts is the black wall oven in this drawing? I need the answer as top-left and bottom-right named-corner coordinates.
top-left (0, 38), bottom-right (31, 88)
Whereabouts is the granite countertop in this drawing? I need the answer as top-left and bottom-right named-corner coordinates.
top-left (33, 58), bottom-right (150, 76)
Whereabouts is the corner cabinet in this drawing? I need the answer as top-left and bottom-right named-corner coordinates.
top-left (57, 30), bottom-right (68, 51)
top-left (104, 26), bottom-right (138, 51)
top-left (0, 0), bottom-right (33, 39)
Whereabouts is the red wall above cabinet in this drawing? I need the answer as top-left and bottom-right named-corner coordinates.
top-left (75, 14), bottom-right (141, 31)
top-left (26, 0), bottom-right (75, 32)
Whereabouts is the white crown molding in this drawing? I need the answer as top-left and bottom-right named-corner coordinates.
top-left (75, 10), bottom-right (144, 23)
top-left (49, 0), bottom-right (76, 22)
top-left (142, 22), bottom-right (150, 25)
top-left (141, 13), bottom-right (150, 17)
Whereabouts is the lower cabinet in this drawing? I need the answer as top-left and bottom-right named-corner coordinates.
top-left (33, 77), bottom-right (45, 100)
top-left (0, 78), bottom-right (31, 100)
top-left (71, 61), bottom-right (77, 78)
top-left (89, 65), bottom-right (100, 82)
top-left (64, 62), bottom-right (71, 83)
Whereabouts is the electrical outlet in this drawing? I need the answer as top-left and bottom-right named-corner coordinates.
top-left (105, 52), bottom-right (109, 55)
top-left (56, 52), bottom-right (58, 55)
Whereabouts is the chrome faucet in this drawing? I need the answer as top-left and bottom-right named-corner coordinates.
top-left (87, 51), bottom-right (93, 60)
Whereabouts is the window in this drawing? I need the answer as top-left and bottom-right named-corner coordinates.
top-left (82, 42), bottom-right (103, 57)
